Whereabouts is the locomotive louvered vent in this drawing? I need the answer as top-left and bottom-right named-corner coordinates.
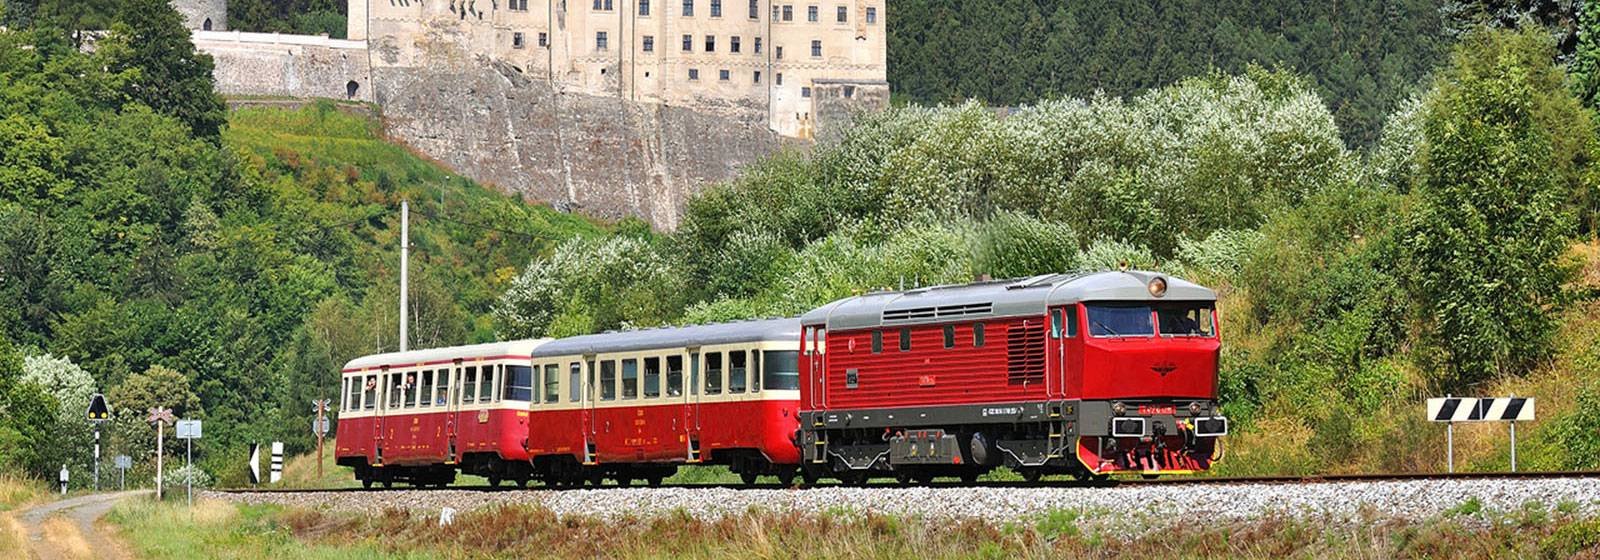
top-left (1006, 321), bottom-right (1046, 385)
top-left (883, 303), bottom-right (993, 323)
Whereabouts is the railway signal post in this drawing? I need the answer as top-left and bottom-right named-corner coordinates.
top-left (1427, 395), bottom-right (1535, 473)
top-left (86, 393), bottom-right (109, 491)
top-left (147, 407), bottom-right (175, 500)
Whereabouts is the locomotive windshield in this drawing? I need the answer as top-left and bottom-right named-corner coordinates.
top-left (1156, 304), bottom-right (1216, 337)
top-left (763, 350), bottom-right (800, 390)
top-left (1086, 304), bottom-right (1155, 337)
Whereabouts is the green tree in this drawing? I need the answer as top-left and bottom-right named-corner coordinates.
top-left (20, 354), bottom-right (96, 475)
top-left (1400, 27), bottom-right (1590, 387)
top-left (98, 0), bottom-right (227, 138)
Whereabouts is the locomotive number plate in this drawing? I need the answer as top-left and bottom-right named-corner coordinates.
top-left (1138, 405), bottom-right (1176, 416)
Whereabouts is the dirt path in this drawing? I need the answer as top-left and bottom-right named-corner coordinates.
top-left (16, 491), bottom-right (146, 560)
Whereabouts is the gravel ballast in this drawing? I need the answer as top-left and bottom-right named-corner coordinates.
top-left (208, 477), bottom-right (1600, 530)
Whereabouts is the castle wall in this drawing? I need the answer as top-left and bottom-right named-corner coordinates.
top-left (375, 61), bottom-right (787, 228)
top-left (172, 0), bottom-right (228, 31)
top-left (195, 31), bottom-right (374, 102)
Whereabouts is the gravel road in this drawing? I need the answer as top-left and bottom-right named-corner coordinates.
top-left (211, 477), bottom-right (1600, 532)
top-left (16, 491), bottom-right (146, 560)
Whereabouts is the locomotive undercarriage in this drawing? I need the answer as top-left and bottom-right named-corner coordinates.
top-left (799, 399), bottom-right (1225, 484)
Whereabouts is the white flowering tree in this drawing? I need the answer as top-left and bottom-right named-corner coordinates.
top-left (22, 354), bottom-right (97, 476)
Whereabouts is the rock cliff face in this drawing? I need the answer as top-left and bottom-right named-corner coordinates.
top-left (374, 61), bottom-right (787, 229)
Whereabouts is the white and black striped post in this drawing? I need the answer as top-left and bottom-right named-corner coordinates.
top-left (1427, 395), bottom-right (1536, 473)
top-left (270, 442), bottom-right (284, 484)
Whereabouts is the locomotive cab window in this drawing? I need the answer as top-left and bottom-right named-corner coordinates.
top-left (763, 350), bottom-right (800, 390)
top-left (601, 361), bottom-right (617, 401)
top-left (706, 352), bottom-right (723, 395)
top-left (544, 363), bottom-right (560, 403)
top-left (729, 351), bottom-right (747, 394)
top-left (1157, 304), bottom-right (1216, 337)
top-left (506, 365), bottom-right (534, 401)
top-left (622, 359), bottom-right (639, 400)
top-left (1086, 304), bottom-right (1155, 337)
top-left (1050, 309), bottom-right (1063, 338)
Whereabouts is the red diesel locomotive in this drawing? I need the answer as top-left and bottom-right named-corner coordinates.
top-left (796, 270), bottom-right (1227, 483)
top-left (334, 270), bottom-right (1226, 487)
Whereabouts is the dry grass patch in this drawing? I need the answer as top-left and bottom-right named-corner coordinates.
top-left (40, 516), bottom-right (91, 559)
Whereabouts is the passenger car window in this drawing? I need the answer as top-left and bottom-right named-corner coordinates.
top-left (622, 359), bottom-right (639, 399)
top-left (463, 367), bottom-right (478, 404)
top-left (762, 350), bottom-right (800, 390)
top-left (705, 352), bottom-right (723, 395)
top-left (729, 351), bottom-right (747, 393)
top-left (479, 366), bottom-right (496, 402)
top-left (644, 357), bottom-right (661, 398)
top-left (505, 365), bottom-right (534, 401)
top-left (601, 361), bottom-right (617, 401)
top-left (569, 363), bottom-right (582, 402)
top-left (667, 356), bottom-right (684, 396)
top-left (362, 375), bottom-right (377, 410)
top-left (544, 364), bottom-right (560, 403)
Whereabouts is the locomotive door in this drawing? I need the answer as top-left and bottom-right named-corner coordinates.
top-left (1048, 307), bottom-right (1071, 401)
top-left (683, 350), bottom-right (702, 462)
top-left (806, 327), bottom-right (827, 410)
top-left (373, 368), bottom-right (387, 464)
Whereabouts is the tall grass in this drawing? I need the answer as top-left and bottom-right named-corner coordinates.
top-left (107, 498), bottom-right (431, 560)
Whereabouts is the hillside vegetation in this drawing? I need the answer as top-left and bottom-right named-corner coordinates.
top-left (0, 3), bottom-right (605, 485)
top-left (498, 28), bottom-right (1600, 474)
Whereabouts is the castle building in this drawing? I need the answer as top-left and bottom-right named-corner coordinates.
top-left (347, 0), bottom-right (887, 138)
top-left (171, 0), bottom-right (228, 31)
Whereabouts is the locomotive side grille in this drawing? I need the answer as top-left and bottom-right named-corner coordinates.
top-left (1006, 321), bottom-right (1046, 385)
top-left (883, 303), bottom-right (994, 323)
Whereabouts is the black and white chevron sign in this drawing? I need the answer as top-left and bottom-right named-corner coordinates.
top-left (1426, 397), bottom-right (1535, 422)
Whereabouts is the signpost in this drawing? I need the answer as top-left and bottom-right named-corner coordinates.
top-left (248, 443), bottom-right (261, 486)
top-left (86, 393), bottom-right (109, 491)
top-left (270, 442), bottom-right (284, 484)
top-left (147, 407), bottom-right (175, 500)
top-left (1427, 395), bottom-right (1535, 473)
top-left (175, 419), bottom-right (202, 507)
top-left (313, 399), bottom-right (332, 480)
top-left (114, 455), bottom-right (131, 491)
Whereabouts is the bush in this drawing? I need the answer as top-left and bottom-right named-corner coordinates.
top-left (159, 464), bottom-right (214, 493)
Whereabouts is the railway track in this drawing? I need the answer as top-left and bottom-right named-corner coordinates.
top-left (216, 469), bottom-right (1600, 494)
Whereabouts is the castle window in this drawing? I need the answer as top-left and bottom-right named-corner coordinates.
top-left (802, 86), bottom-right (812, 97)
top-left (811, 39), bottom-right (821, 57)
top-left (689, 68), bottom-right (700, 80)
top-left (705, 35), bottom-right (715, 52)
top-left (754, 71), bottom-right (761, 83)
top-left (509, 0), bottom-right (528, 10)
top-left (597, 31), bottom-right (609, 51)
top-left (749, 0), bottom-right (759, 19)
top-left (836, 5), bottom-right (846, 22)
top-left (640, 0), bottom-right (651, 15)
top-left (776, 46), bottom-right (784, 59)
top-left (643, 35), bottom-right (655, 52)
top-left (720, 69), bottom-right (730, 81)
top-left (682, 0), bottom-right (694, 16)
top-left (867, 6), bottom-right (876, 24)
top-left (782, 5), bottom-right (793, 21)
top-left (593, 0), bottom-right (614, 11)
top-left (513, 32), bottom-right (526, 49)
top-left (711, 0), bottom-right (722, 17)
top-left (539, 32), bottom-right (549, 47)
top-left (682, 34), bottom-right (693, 51)
top-left (754, 37), bottom-right (762, 53)
top-left (776, 73), bottom-right (783, 85)
top-left (807, 5), bottom-right (817, 22)
top-left (772, 5), bottom-right (780, 19)
top-left (202, 18), bottom-right (213, 31)
top-left (731, 36), bottom-right (741, 53)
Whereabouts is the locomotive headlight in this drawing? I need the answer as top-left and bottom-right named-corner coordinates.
top-left (1112, 401), bottom-right (1127, 415)
top-left (1148, 277), bottom-right (1168, 298)
top-left (1189, 402), bottom-right (1201, 414)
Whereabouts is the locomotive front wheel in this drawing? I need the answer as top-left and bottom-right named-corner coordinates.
top-left (800, 468), bottom-right (820, 486)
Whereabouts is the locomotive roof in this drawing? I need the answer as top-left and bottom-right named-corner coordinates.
top-left (342, 339), bottom-right (554, 372)
top-left (531, 317), bottom-right (801, 357)
top-left (800, 270), bottom-right (1215, 330)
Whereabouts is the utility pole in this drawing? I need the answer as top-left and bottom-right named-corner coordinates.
top-left (148, 407), bottom-right (174, 500)
top-left (400, 199), bottom-right (409, 353)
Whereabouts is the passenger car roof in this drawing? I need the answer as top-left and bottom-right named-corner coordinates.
top-left (531, 317), bottom-right (801, 357)
top-left (342, 339), bottom-right (553, 372)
